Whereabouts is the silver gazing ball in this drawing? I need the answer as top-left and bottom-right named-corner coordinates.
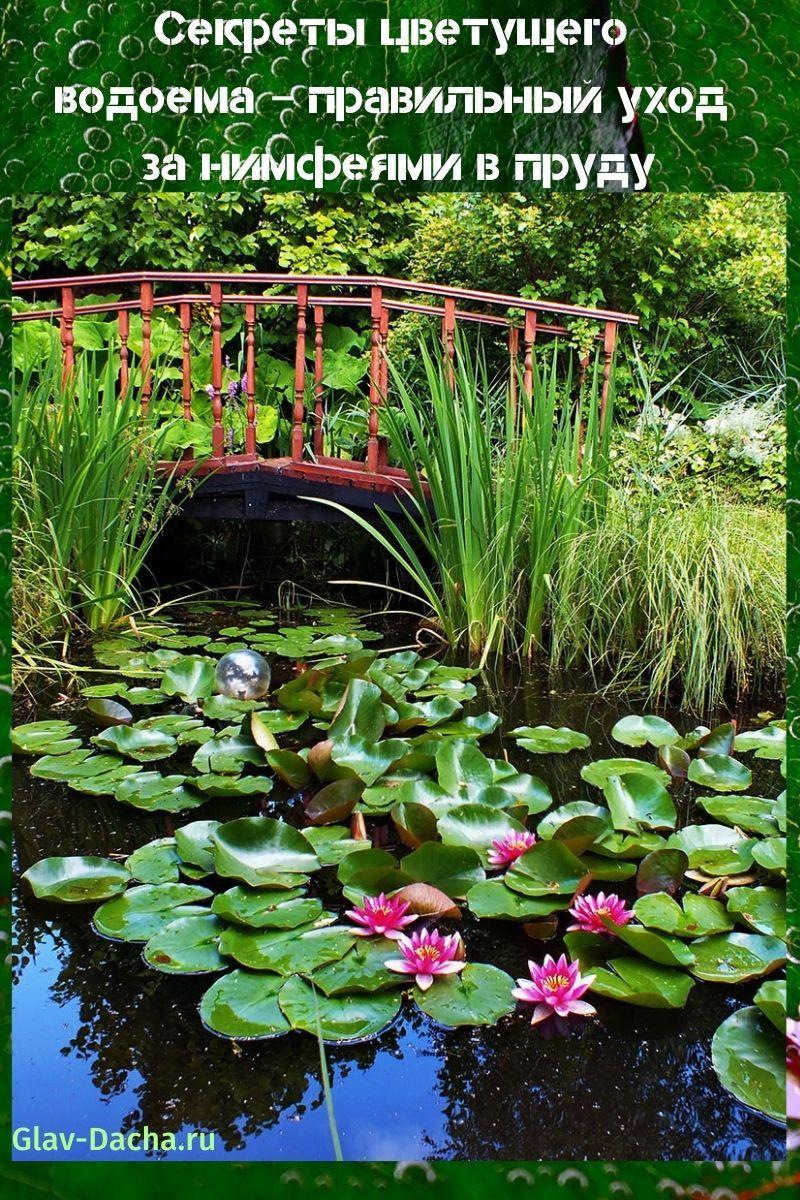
top-left (214, 650), bottom-right (271, 701)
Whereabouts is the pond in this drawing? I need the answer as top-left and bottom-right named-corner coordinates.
top-left (12, 602), bottom-right (786, 1162)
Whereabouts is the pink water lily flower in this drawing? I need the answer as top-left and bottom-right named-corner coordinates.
top-left (513, 953), bottom-right (596, 1025)
top-left (787, 1018), bottom-right (800, 1125)
top-left (567, 891), bottom-right (634, 936)
top-left (345, 893), bottom-right (417, 939)
top-left (385, 928), bottom-right (466, 990)
top-left (487, 830), bottom-right (537, 868)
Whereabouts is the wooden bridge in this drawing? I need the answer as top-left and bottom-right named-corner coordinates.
top-left (12, 272), bottom-right (638, 522)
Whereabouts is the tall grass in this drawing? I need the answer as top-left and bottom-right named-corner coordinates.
top-left (13, 352), bottom-right (181, 668)
top-left (317, 339), bottom-right (610, 662)
top-left (550, 489), bottom-right (785, 710)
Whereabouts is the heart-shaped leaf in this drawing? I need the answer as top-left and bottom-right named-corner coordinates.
top-left (413, 963), bottom-right (516, 1027)
top-left (636, 848), bottom-right (688, 896)
top-left (401, 842), bottom-right (485, 899)
top-left (712, 1006), bottom-right (785, 1121)
top-left (161, 656), bottom-right (217, 702)
top-left (687, 754), bottom-right (752, 793)
top-left (391, 801), bottom-right (439, 848)
top-left (200, 969), bottom-right (290, 1039)
top-left (93, 725), bottom-right (177, 762)
top-left (537, 803), bottom-right (612, 855)
top-left (311, 937), bottom-right (406, 995)
top-left (581, 759), bottom-right (669, 789)
top-left (212, 816), bottom-right (320, 887)
top-left (466, 880), bottom-right (569, 922)
top-left (505, 841), bottom-right (589, 897)
top-left (603, 773), bottom-right (676, 832)
top-left (115, 772), bottom-right (206, 813)
top-left (690, 932), bottom-right (786, 983)
top-left (300, 825), bottom-right (372, 867)
top-left (733, 725), bottom-right (786, 761)
top-left (174, 820), bottom-right (222, 873)
top-left (696, 794), bottom-right (781, 838)
top-left (611, 715), bottom-right (680, 748)
top-left (12, 720), bottom-right (79, 755)
top-left (212, 886), bottom-right (322, 930)
top-left (667, 825), bottom-right (756, 876)
top-left (22, 856), bottom-right (130, 903)
top-left (93, 883), bottom-right (212, 941)
top-left (143, 913), bottom-right (228, 974)
top-left (725, 886), bottom-right (786, 939)
top-left (437, 803), bottom-right (527, 866)
top-left (125, 838), bottom-right (181, 884)
top-left (219, 923), bottom-right (354, 975)
top-left (633, 892), bottom-right (733, 939)
top-left (509, 725), bottom-right (590, 754)
top-left (278, 975), bottom-right (401, 1042)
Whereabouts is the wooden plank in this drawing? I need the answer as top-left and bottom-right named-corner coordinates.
top-left (244, 302), bottom-right (257, 456)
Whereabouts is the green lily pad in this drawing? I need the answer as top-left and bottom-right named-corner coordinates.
top-left (592, 830), bottom-right (667, 860)
top-left (211, 816), bottom-right (320, 888)
top-left (433, 712), bottom-right (500, 739)
top-left (753, 978), bottom-right (786, 1032)
top-left (115, 772), bottom-right (206, 813)
top-left (695, 722), bottom-right (736, 757)
top-left (751, 837), bottom-right (786, 874)
top-left (603, 773), bottom-right (677, 832)
top-left (435, 740), bottom-right (494, 797)
top-left (300, 826), bottom-right (372, 867)
top-left (690, 932), bottom-right (786, 983)
top-left (161, 656), bottom-right (217, 702)
top-left (578, 855), bottom-right (637, 882)
top-left (391, 696), bottom-right (462, 731)
top-left (87, 698), bottom-right (134, 727)
top-left (93, 883), bottom-right (212, 941)
top-left (401, 842), bottom-right (485, 899)
top-left (143, 913), bottom-right (228, 974)
top-left (564, 934), bottom-right (695, 1009)
top-left (712, 1006), bottom-right (785, 1122)
top-left (337, 849), bottom-right (409, 901)
top-left (329, 736), bottom-right (410, 787)
top-left (21, 856), bottom-right (130, 903)
top-left (92, 725), bottom-right (177, 762)
top-left (136, 714), bottom-right (204, 736)
top-left (192, 731), bottom-right (265, 775)
top-left (437, 803), bottom-right (527, 867)
top-left (327, 678), bottom-right (387, 742)
top-left (696, 794), bottom-right (781, 838)
top-left (537, 803), bottom-right (612, 855)
top-left (305, 778), bottom-right (363, 825)
top-left (611, 715), bottom-right (680, 748)
top-left (581, 759), bottom-right (670, 789)
top-left (602, 920), bottom-right (696, 969)
top-left (123, 687), bottom-right (169, 706)
top-left (311, 937), bottom-right (406, 995)
top-left (65, 763), bottom-right (144, 796)
top-left (199, 970), bottom-right (290, 1040)
top-left (687, 754), bottom-right (752, 793)
top-left (278, 975), bottom-right (401, 1042)
top-left (391, 801), bottom-right (439, 848)
top-left (509, 725), bottom-right (590, 754)
top-left (466, 880), bottom-right (569, 921)
top-left (733, 726), bottom-right (786, 761)
top-left (30, 750), bottom-right (111, 781)
top-left (413, 963), bottom-right (516, 1027)
top-left (505, 841), bottom-right (590, 897)
top-left (219, 922), bottom-right (354, 974)
top-left (484, 767), bottom-right (553, 815)
top-left (125, 838), bottom-right (181, 884)
top-left (633, 892), bottom-right (733, 938)
top-left (12, 720), bottom-right (80, 755)
top-left (190, 774), bottom-right (273, 799)
top-left (212, 886), bottom-right (323, 929)
top-left (725, 887), bottom-right (786, 939)
top-left (265, 749), bottom-right (311, 790)
top-left (667, 824), bottom-right (756, 876)
top-left (174, 820), bottom-right (222, 873)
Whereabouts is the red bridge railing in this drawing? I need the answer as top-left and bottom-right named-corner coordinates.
top-left (12, 272), bottom-right (638, 481)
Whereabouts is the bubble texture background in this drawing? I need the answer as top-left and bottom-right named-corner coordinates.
top-left (0, 0), bottom-right (798, 1191)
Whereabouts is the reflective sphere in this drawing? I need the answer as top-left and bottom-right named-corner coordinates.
top-left (214, 649), bottom-right (271, 701)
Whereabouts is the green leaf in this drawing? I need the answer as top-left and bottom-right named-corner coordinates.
top-left (200, 969), bottom-right (290, 1039)
top-left (92, 724), bottom-right (177, 762)
top-left (266, 748), bottom-right (311, 789)
top-left (537, 803), bottom-right (612, 855)
top-left (160, 655), bottom-right (217, 702)
top-left (115, 772), bottom-right (206, 813)
top-left (219, 923), bottom-right (355, 975)
top-left (190, 773), bottom-right (273, 799)
top-left (696, 794), bottom-right (781, 837)
top-left (725, 886), bottom-right (786, 939)
top-left (329, 737), bottom-right (409, 786)
top-left (87, 697), bottom-right (134, 727)
top-left (305, 777), bottom-right (363, 824)
top-left (212, 816), bottom-right (320, 888)
top-left (435, 740), bottom-right (493, 796)
top-left (191, 730), bottom-right (266, 775)
top-left (391, 800), bottom-right (439, 848)
top-left (93, 883), bottom-right (212, 941)
top-left (328, 678), bottom-right (386, 742)
top-left (603, 773), bottom-right (677, 832)
top-left (564, 934), bottom-right (694, 1009)
top-left (278, 975), bottom-right (401, 1042)
top-left (690, 932), bottom-right (786, 983)
top-left (633, 892), bottom-right (733, 938)
top-left (300, 825), bottom-right (372, 867)
top-left (611, 715), bottom-right (680, 748)
top-left (753, 978), bottom-right (786, 1032)
top-left (509, 725), bottom-right (590, 754)
top-left (733, 726), bottom-right (786, 761)
top-left (174, 819), bottom-right (222, 873)
top-left (212, 886), bottom-right (323, 929)
top-left (22, 856), bottom-right (130, 903)
top-left (401, 842), bottom-right (486, 899)
top-left (12, 719), bottom-right (80, 755)
top-left (505, 841), bottom-right (589, 897)
top-left (712, 1006), bottom-right (785, 1122)
top-left (667, 824), bottom-right (756, 876)
top-left (125, 838), bottom-right (181, 884)
top-left (413, 963), bottom-right (516, 1027)
top-left (337, 848), bottom-right (409, 901)
top-left (311, 937), bottom-right (406, 995)
top-left (466, 880), bottom-right (569, 922)
top-left (581, 759), bottom-right (669, 789)
top-left (602, 920), bottom-right (696, 968)
top-left (437, 803), bottom-right (527, 866)
top-left (687, 754), bottom-right (752, 792)
top-left (143, 913), bottom-right (228, 974)
top-left (751, 837), bottom-right (786, 874)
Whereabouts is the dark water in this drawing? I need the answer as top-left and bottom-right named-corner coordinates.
top-left (12, 614), bottom-right (786, 1162)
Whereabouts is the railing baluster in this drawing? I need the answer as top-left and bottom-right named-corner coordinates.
top-left (245, 302), bottom-right (257, 457)
top-left (313, 304), bottom-right (325, 457)
top-left (377, 305), bottom-right (390, 467)
top-left (508, 324), bottom-right (519, 425)
top-left (523, 309), bottom-right (537, 398)
top-left (118, 308), bottom-right (129, 399)
top-left (210, 282), bottom-right (224, 457)
top-left (140, 281), bottom-right (153, 414)
top-left (367, 285), bottom-right (383, 473)
top-left (60, 286), bottom-right (75, 391)
top-left (442, 296), bottom-right (456, 386)
top-left (291, 284), bottom-right (309, 461)
top-left (179, 302), bottom-right (193, 459)
top-left (600, 320), bottom-right (618, 434)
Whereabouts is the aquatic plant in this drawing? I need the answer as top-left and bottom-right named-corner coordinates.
top-left (487, 831), bottom-right (537, 868)
top-left (512, 954), bottom-right (596, 1025)
top-left (385, 928), bottom-right (466, 991)
top-left (345, 893), bottom-right (417, 939)
top-left (566, 892), bottom-right (634, 936)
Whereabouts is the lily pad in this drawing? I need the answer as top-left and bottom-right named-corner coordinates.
top-left (633, 892), bottom-right (733, 939)
top-left (564, 934), bottom-right (694, 1009)
top-left (712, 1006), bottom-right (785, 1122)
top-left (92, 725), bottom-right (177, 762)
top-left (115, 772), bottom-right (206, 813)
top-left (212, 886), bottom-right (323, 929)
top-left (199, 970), bottom-right (290, 1040)
top-left (192, 731), bottom-right (265, 775)
top-left (537, 803), bottom-right (612, 855)
top-left (265, 749), bottom-right (311, 790)
top-left (753, 978), bottom-right (786, 1032)
top-left (190, 774), bottom-right (273, 799)
top-left (433, 712), bottom-right (500, 739)
top-left (87, 698), bottom-right (133, 727)
top-left (300, 826), bottom-right (372, 867)
top-left (611, 715), bottom-right (680, 748)
top-left (687, 754), bottom-right (752, 793)
top-left (509, 725), bottom-right (590, 754)
top-left (667, 825), bottom-right (756, 877)
top-left (219, 922), bottom-right (354, 975)
top-left (329, 736), bottom-right (409, 787)
top-left (725, 886), bottom-right (786, 939)
top-left (12, 720), bottom-right (80, 755)
top-left (174, 820), bottom-right (222, 873)
top-left (278, 975), bottom-right (401, 1042)
top-left (696, 795), bottom-right (781, 838)
top-left (30, 750), bottom-right (113, 781)
top-left (401, 842), bottom-right (485, 899)
top-left (161, 656), bottom-right (217, 702)
top-left (391, 801), bottom-right (439, 848)
top-left (603, 773), bottom-right (677, 832)
top-left (305, 778), bottom-right (363, 825)
top-left (125, 838), bottom-right (181, 884)
top-left (93, 883), bottom-right (212, 941)
top-left (636, 848), bottom-right (688, 896)
top-left (211, 816), bottom-right (320, 888)
top-left (21, 856), bottom-right (130, 903)
top-left (437, 803), bottom-right (527, 867)
top-left (143, 913), bottom-right (228, 975)
top-left (435, 740), bottom-right (493, 797)
top-left (413, 963), bottom-right (516, 1027)
top-left (690, 932), bottom-right (786, 983)
top-left (751, 837), bottom-right (786, 874)
top-left (466, 880), bottom-right (569, 922)
top-left (337, 849), bottom-right (409, 901)
top-left (602, 920), bottom-right (696, 969)
top-left (505, 841), bottom-right (590, 897)
top-left (581, 759), bottom-right (669, 789)
top-left (311, 937), bottom-right (406, 995)
top-left (733, 726), bottom-right (786, 761)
